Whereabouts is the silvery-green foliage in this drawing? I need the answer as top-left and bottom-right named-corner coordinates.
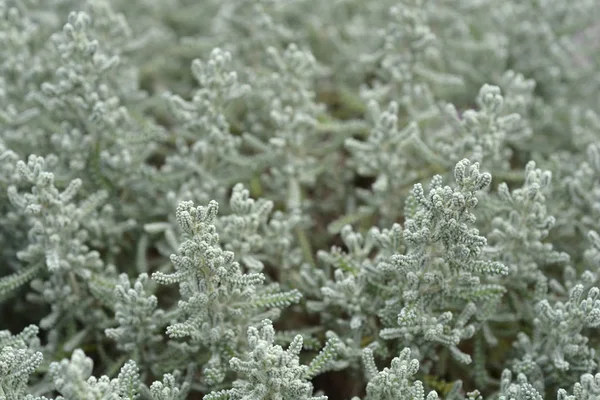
top-left (0, 325), bottom-right (43, 400)
top-left (557, 373), bottom-right (600, 400)
top-left (0, 142), bottom-right (24, 274)
top-left (346, 82), bottom-right (533, 223)
top-left (32, 3), bottom-right (164, 221)
top-left (303, 159), bottom-right (505, 373)
top-left (2, 155), bottom-right (117, 335)
top-left (301, 222), bottom-right (405, 369)
top-left (295, 224), bottom-right (403, 373)
top-left (145, 184), bottom-right (304, 278)
top-left (511, 277), bottom-right (600, 394)
top-left (484, 161), bottom-right (570, 319)
top-left (584, 231), bottom-right (600, 269)
top-left (335, 0), bottom-right (600, 170)
top-left (358, 0), bottom-right (462, 108)
top-left (571, 109), bottom-right (600, 152)
top-left (494, 0), bottom-right (600, 104)
top-left (358, 347), bottom-right (439, 400)
top-left (497, 370), bottom-right (543, 400)
top-left (466, 161), bottom-right (572, 390)
top-left (494, 70), bottom-right (537, 124)
top-left (378, 160), bottom-right (507, 363)
top-left (308, 224), bottom-right (386, 333)
top-left (0, 2), bottom-right (42, 139)
top-left (437, 0), bottom-right (599, 153)
top-left (441, 84), bottom-right (531, 172)
top-left (144, 367), bottom-right (193, 400)
top-left (553, 144), bottom-right (600, 254)
top-left (241, 43), bottom-right (331, 211)
top-left (2, 0), bottom-right (166, 230)
top-left (161, 48), bottom-right (250, 207)
top-left (47, 349), bottom-right (140, 400)
top-left (218, 183), bottom-right (302, 274)
top-left (345, 100), bottom-right (421, 221)
top-left (104, 273), bottom-right (166, 376)
top-left (13, 350), bottom-right (194, 400)
top-left (343, 1), bottom-right (462, 222)
top-left (503, 3), bottom-right (600, 154)
top-left (152, 199), bottom-right (302, 386)
top-left (1, 0), bottom-right (600, 399)
top-left (204, 319), bottom-right (337, 400)
top-left (211, 0), bottom-right (295, 58)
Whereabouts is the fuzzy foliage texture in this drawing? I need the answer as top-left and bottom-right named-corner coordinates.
top-left (1, 0), bottom-right (600, 399)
